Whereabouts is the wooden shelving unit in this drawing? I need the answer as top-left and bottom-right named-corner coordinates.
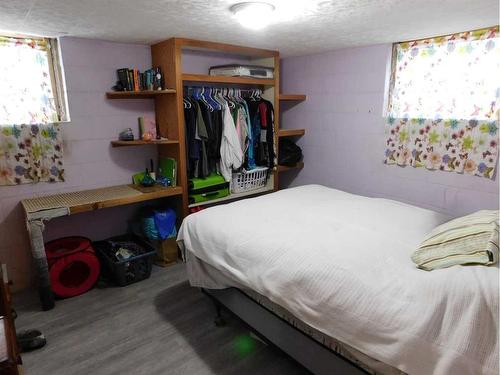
top-left (106, 89), bottom-right (176, 99)
top-left (105, 38), bottom-right (307, 216)
top-left (278, 162), bottom-right (304, 173)
top-left (148, 37), bottom-right (281, 215)
top-left (279, 94), bottom-right (306, 101)
top-left (110, 139), bottom-right (179, 147)
top-left (182, 73), bottom-right (275, 86)
top-left (278, 129), bottom-right (305, 137)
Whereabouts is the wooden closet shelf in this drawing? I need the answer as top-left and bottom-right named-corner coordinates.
top-left (279, 94), bottom-right (306, 101)
top-left (176, 38), bottom-right (278, 58)
top-left (111, 139), bottom-right (179, 147)
top-left (278, 162), bottom-right (304, 172)
top-left (106, 89), bottom-right (177, 99)
top-left (278, 129), bottom-right (305, 137)
top-left (182, 74), bottom-right (275, 86)
top-left (188, 183), bottom-right (274, 208)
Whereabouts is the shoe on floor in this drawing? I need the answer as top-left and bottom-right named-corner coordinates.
top-left (17, 329), bottom-right (47, 352)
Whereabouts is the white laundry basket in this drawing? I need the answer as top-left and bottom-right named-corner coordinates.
top-left (231, 167), bottom-right (269, 193)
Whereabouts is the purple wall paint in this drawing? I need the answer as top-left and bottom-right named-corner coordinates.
top-left (2, 38), bottom-right (497, 291)
top-left (0, 37), bottom-right (157, 291)
top-left (280, 44), bottom-right (499, 217)
top-left (0, 39), bottom-right (265, 292)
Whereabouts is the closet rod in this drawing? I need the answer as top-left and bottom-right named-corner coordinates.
top-left (183, 86), bottom-right (263, 96)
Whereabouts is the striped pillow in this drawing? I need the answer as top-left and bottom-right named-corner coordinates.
top-left (412, 210), bottom-right (499, 271)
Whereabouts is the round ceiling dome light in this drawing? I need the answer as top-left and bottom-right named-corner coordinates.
top-left (230, 2), bottom-right (275, 30)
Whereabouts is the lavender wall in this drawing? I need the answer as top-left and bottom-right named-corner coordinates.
top-left (280, 44), bottom-right (499, 217)
top-left (0, 37), bottom-right (156, 291)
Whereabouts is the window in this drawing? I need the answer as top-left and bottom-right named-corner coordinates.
top-left (0, 35), bottom-right (69, 125)
top-left (0, 35), bottom-right (66, 186)
top-left (387, 28), bottom-right (499, 121)
top-left (384, 27), bottom-right (499, 179)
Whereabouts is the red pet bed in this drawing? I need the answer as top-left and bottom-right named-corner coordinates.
top-left (45, 236), bottom-right (100, 298)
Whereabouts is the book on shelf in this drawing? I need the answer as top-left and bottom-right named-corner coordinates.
top-left (133, 68), bottom-right (139, 91)
top-left (116, 68), bottom-right (129, 91)
top-left (138, 116), bottom-right (157, 139)
top-left (115, 67), bottom-right (164, 92)
top-left (159, 157), bottom-right (177, 187)
top-left (127, 69), bottom-right (134, 91)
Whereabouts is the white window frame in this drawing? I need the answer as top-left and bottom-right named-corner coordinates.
top-left (0, 33), bottom-right (70, 124)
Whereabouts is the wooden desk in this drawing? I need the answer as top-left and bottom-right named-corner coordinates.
top-left (21, 184), bottom-right (182, 310)
top-left (0, 264), bottom-right (22, 374)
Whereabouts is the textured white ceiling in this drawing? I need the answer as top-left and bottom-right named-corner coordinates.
top-left (0, 0), bottom-right (498, 56)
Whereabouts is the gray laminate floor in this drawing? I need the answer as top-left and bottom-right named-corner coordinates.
top-left (13, 264), bottom-right (309, 375)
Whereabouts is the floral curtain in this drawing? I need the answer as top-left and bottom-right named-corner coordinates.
top-left (0, 36), bottom-right (64, 185)
top-left (0, 124), bottom-right (64, 185)
top-left (384, 27), bottom-right (499, 179)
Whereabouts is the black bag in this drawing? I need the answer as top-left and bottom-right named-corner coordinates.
top-left (278, 138), bottom-right (303, 166)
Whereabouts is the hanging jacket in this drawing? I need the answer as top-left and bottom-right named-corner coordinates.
top-left (194, 101), bottom-right (209, 178)
top-left (262, 99), bottom-right (275, 169)
top-left (241, 100), bottom-right (255, 169)
top-left (184, 99), bottom-right (198, 178)
top-left (220, 104), bottom-right (243, 182)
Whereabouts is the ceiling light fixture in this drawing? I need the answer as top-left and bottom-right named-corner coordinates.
top-left (230, 2), bottom-right (275, 30)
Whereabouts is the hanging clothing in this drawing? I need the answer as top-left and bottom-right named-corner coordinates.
top-left (184, 98), bottom-right (198, 178)
top-left (184, 88), bottom-right (274, 183)
top-left (194, 101), bottom-right (209, 178)
top-left (220, 104), bottom-right (243, 182)
top-left (245, 97), bottom-right (275, 169)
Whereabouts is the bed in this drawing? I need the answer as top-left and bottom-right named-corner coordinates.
top-left (177, 185), bottom-right (499, 375)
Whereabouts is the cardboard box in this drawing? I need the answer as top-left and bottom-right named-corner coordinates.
top-left (153, 237), bottom-right (178, 267)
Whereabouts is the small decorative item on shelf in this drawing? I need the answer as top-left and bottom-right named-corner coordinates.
top-left (112, 81), bottom-right (125, 92)
top-left (118, 128), bottom-right (134, 141)
top-left (132, 159), bottom-right (157, 187)
top-left (142, 132), bottom-right (153, 141)
top-left (131, 157), bottom-right (176, 188)
top-left (154, 67), bottom-right (163, 90)
top-left (140, 168), bottom-right (156, 187)
top-left (156, 174), bottom-right (171, 187)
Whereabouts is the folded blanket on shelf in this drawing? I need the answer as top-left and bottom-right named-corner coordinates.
top-left (412, 210), bottom-right (499, 271)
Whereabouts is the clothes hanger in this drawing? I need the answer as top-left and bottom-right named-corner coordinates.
top-left (206, 87), bottom-right (220, 111)
top-left (183, 88), bottom-right (192, 109)
top-left (212, 87), bottom-right (224, 110)
top-left (200, 87), bottom-right (214, 111)
top-left (227, 88), bottom-right (235, 109)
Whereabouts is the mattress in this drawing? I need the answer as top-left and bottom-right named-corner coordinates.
top-left (178, 184), bottom-right (499, 375)
top-left (186, 251), bottom-right (404, 375)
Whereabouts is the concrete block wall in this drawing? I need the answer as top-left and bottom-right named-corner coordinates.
top-left (0, 37), bottom-right (156, 291)
top-left (280, 44), bottom-right (499, 217)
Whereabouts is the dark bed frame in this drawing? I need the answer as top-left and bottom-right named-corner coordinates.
top-left (202, 288), bottom-right (368, 375)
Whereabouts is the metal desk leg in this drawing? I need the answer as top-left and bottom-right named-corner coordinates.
top-left (26, 218), bottom-right (54, 311)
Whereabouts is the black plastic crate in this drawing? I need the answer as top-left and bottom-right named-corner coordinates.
top-left (93, 234), bottom-right (156, 287)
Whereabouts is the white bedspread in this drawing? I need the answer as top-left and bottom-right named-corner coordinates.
top-left (177, 185), bottom-right (499, 375)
